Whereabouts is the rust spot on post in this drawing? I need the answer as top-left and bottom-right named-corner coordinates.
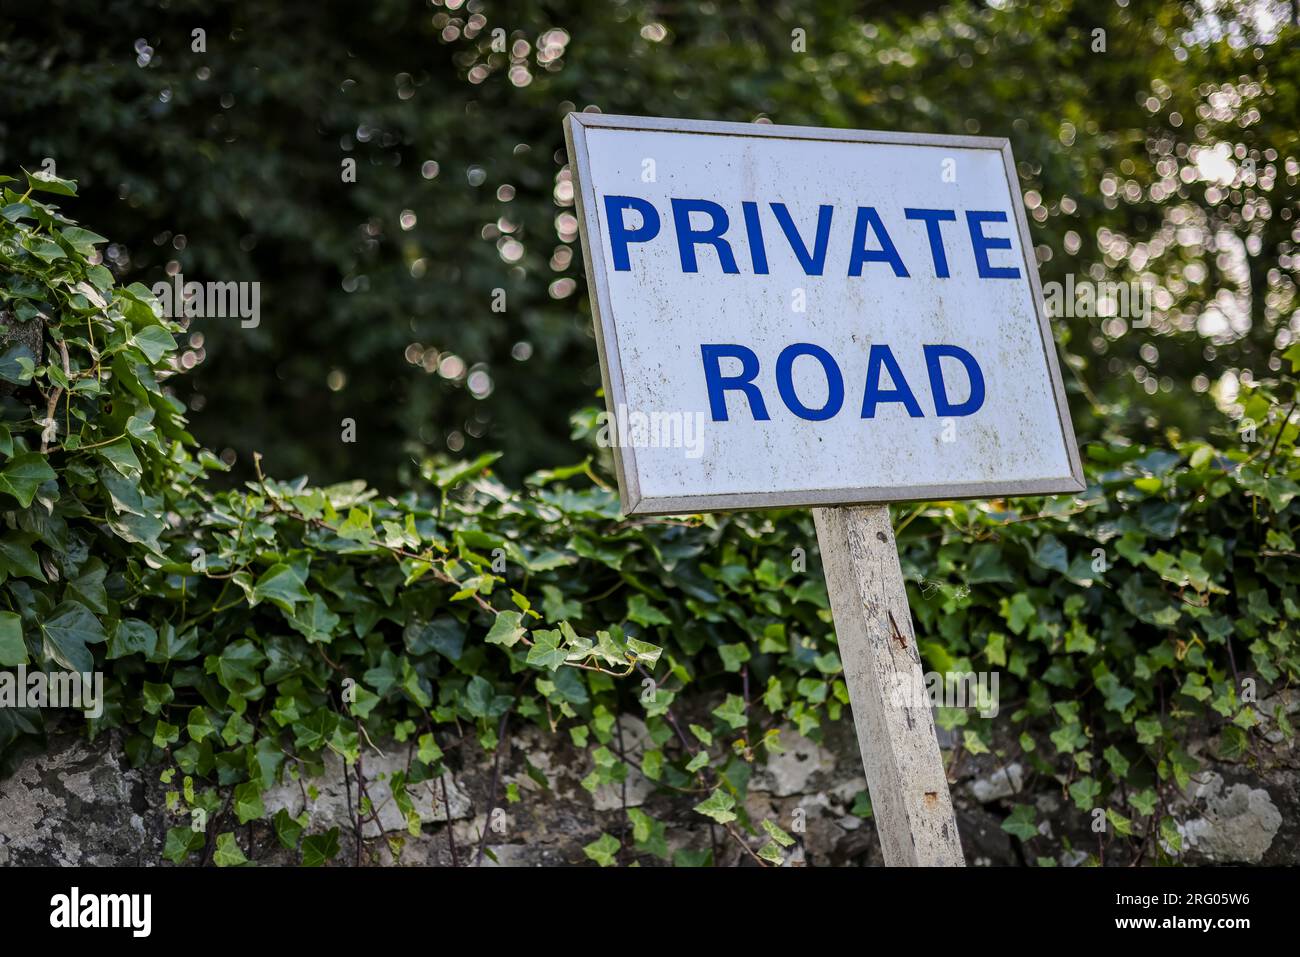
top-left (888, 610), bottom-right (908, 650)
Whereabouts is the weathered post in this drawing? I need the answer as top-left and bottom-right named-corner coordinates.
top-left (813, 505), bottom-right (963, 865)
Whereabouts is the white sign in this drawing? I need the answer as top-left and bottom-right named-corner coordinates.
top-left (565, 113), bottom-right (1083, 515)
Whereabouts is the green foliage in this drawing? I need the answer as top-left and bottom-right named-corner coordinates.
top-left (104, 401), bottom-right (1300, 866)
top-left (0, 169), bottom-right (199, 768)
top-left (3, 160), bottom-right (1299, 865)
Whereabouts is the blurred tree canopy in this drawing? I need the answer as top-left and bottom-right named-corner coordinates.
top-left (1, 0), bottom-right (1297, 489)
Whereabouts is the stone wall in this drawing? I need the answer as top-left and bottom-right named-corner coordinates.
top-left (2, 697), bottom-right (1295, 866)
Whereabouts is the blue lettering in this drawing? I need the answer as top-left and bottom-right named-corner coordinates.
top-left (700, 344), bottom-right (770, 421)
top-left (861, 344), bottom-right (923, 418)
top-left (904, 208), bottom-right (957, 278)
top-left (771, 203), bottom-right (834, 276)
top-left (923, 344), bottom-right (986, 416)
top-left (603, 197), bottom-right (1025, 282)
top-left (966, 210), bottom-right (1021, 279)
top-left (741, 201), bottom-right (770, 275)
top-left (775, 343), bottom-right (844, 420)
top-left (603, 195), bottom-right (660, 272)
top-left (672, 199), bottom-right (739, 274)
top-left (847, 207), bottom-right (909, 278)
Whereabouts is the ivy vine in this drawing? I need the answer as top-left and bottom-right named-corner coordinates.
top-left (1, 174), bottom-right (1296, 866)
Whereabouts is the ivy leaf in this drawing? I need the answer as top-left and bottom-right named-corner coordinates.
top-left (587, 628), bottom-right (625, 667)
top-left (204, 640), bottom-right (266, 699)
top-left (526, 628), bottom-right (568, 671)
top-left (249, 736), bottom-right (285, 789)
top-left (693, 789), bottom-right (737, 825)
top-left (673, 848), bottom-right (713, 868)
top-left (711, 694), bottom-right (748, 730)
top-left (301, 828), bottom-right (341, 866)
top-left (348, 684), bottom-right (381, 720)
top-left (0, 344), bottom-right (36, 385)
top-left (583, 831), bottom-right (620, 867)
top-left (252, 563), bottom-right (311, 613)
top-left (999, 592), bottom-right (1035, 634)
top-left (287, 593), bottom-right (341, 644)
top-left (1119, 574), bottom-right (1181, 627)
top-left (106, 510), bottom-right (166, 549)
top-left (1158, 816), bottom-right (1183, 855)
top-left (762, 818), bottom-right (796, 848)
top-left (417, 733), bottom-right (443, 767)
top-left (1128, 789), bottom-right (1159, 818)
top-left (404, 616), bottom-right (464, 660)
top-left (432, 452), bottom-right (502, 490)
top-left (66, 558), bottom-right (108, 614)
top-left (213, 832), bottom-right (249, 867)
top-left (40, 600), bottom-right (104, 673)
top-left (187, 707), bottom-right (214, 742)
top-left (294, 711), bottom-right (339, 753)
top-left (1096, 672), bottom-right (1136, 713)
top-left (1103, 745), bottom-right (1131, 779)
top-left (128, 324), bottom-right (177, 363)
top-left (485, 610), bottom-right (526, 647)
top-left (152, 720), bottom-right (179, 748)
top-left (233, 781), bottom-right (266, 824)
top-left (141, 681), bottom-right (174, 714)
top-left (718, 642), bottom-right (751, 672)
top-left (1001, 804), bottom-right (1039, 841)
top-left (274, 809), bottom-right (307, 850)
top-left (58, 226), bottom-right (108, 254)
top-left (626, 808), bottom-right (670, 859)
top-left (641, 750), bottom-right (663, 781)
top-left (97, 439), bottom-right (143, 480)
top-left (24, 168), bottom-right (78, 196)
top-left (626, 593), bottom-right (670, 626)
top-left (1031, 534), bottom-right (1069, 574)
top-left (1217, 724), bottom-right (1249, 760)
top-left (1106, 809), bottom-right (1134, 837)
top-left (1068, 776), bottom-right (1101, 812)
top-left (0, 453), bottom-right (56, 508)
top-left (162, 827), bottom-right (205, 864)
top-left (0, 612), bottom-right (28, 666)
top-left (1134, 717), bottom-right (1163, 745)
top-left (107, 619), bottom-right (158, 659)
top-left (463, 675), bottom-right (511, 719)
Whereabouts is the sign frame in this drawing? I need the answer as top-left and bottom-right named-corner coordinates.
top-left (563, 111), bottom-right (1085, 516)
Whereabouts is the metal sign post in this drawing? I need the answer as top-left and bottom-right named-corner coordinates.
top-left (564, 112), bottom-right (1083, 866)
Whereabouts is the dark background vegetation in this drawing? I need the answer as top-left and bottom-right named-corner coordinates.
top-left (2, 0), bottom-right (1297, 484)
